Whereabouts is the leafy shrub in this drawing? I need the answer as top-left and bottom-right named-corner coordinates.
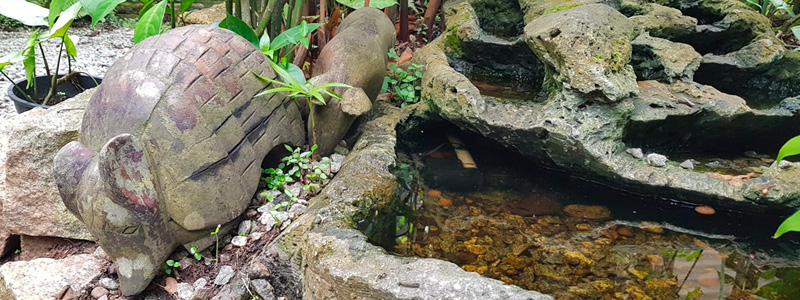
top-left (382, 61), bottom-right (424, 107)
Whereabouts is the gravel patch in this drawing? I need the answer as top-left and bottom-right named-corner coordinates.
top-left (0, 26), bottom-right (133, 120)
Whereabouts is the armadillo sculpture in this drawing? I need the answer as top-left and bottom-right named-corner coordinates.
top-left (53, 25), bottom-right (306, 295)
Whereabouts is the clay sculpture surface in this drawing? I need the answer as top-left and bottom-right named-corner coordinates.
top-left (52, 25), bottom-right (305, 295)
top-left (309, 8), bottom-right (395, 155)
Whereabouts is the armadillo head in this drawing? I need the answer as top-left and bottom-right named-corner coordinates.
top-left (54, 134), bottom-right (175, 295)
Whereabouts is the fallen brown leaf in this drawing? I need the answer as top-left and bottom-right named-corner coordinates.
top-left (164, 277), bottom-right (178, 295)
top-left (397, 49), bottom-right (413, 65)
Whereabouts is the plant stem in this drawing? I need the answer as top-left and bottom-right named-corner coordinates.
top-left (318, 0), bottom-right (327, 50)
top-left (255, 0), bottom-right (281, 37)
top-left (678, 249), bottom-right (703, 290)
top-left (250, 0), bottom-right (258, 28)
top-left (308, 98), bottom-right (316, 146)
top-left (423, 0), bottom-right (441, 40)
top-left (1, 70), bottom-right (35, 103)
top-left (38, 44), bottom-right (51, 78)
top-left (226, 0), bottom-right (233, 15)
top-left (235, 0), bottom-right (243, 18)
top-left (43, 35), bottom-right (66, 106)
top-left (399, 0), bottom-right (409, 42)
top-left (719, 257), bottom-right (725, 300)
top-left (171, 0), bottom-right (177, 28)
top-left (780, 14), bottom-right (800, 34)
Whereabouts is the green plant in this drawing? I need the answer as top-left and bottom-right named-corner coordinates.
top-left (382, 62), bottom-right (424, 107)
top-left (741, 0), bottom-right (795, 17)
top-left (773, 136), bottom-right (800, 238)
top-left (161, 259), bottom-right (181, 275)
top-left (254, 60), bottom-right (351, 145)
top-left (259, 20), bottom-right (321, 63)
top-left (0, 0), bottom-right (96, 105)
top-left (189, 246), bottom-right (203, 261)
top-left (209, 224), bottom-right (221, 264)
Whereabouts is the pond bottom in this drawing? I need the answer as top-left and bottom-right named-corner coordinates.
top-left (360, 123), bottom-right (800, 300)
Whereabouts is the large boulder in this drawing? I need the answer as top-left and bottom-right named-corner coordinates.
top-left (631, 32), bottom-right (702, 81)
top-left (0, 248), bottom-right (110, 299)
top-left (0, 90), bottom-right (94, 241)
top-left (524, 4), bottom-right (638, 102)
top-left (183, 3), bottom-right (226, 25)
top-left (626, 2), bottom-right (697, 39)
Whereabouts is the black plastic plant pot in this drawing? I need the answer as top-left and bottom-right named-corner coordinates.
top-left (7, 74), bottom-right (102, 113)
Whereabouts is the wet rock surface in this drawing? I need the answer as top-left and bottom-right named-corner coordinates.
top-left (524, 3), bottom-right (638, 102)
top-left (418, 0), bottom-right (800, 212)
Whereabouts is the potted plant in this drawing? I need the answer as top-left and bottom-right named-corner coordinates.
top-left (0, 0), bottom-right (119, 113)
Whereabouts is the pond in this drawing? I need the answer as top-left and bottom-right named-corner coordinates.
top-left (358, 121), bottom-right (800, 300)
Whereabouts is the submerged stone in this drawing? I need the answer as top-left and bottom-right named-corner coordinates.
top-left (563, 205), bottom-right (612, 220)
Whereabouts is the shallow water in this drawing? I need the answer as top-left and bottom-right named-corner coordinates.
top-left (359, 123), bottom-right (800, 300)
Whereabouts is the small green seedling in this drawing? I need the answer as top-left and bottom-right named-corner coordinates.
top-left (162, 259), bottom-right (181, 275)
top-left (189, 246), bottom-right (203, 261)
top-left (209, 224), bottom-right (221, 264)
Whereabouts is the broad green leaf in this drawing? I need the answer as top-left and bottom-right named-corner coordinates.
top-left (774, 209), bottom-right (800, 238)
top-left (23, 30), bottom-right (40, 89)
top-left (64, 34), bottom-right (77, 58)
top-left (0, 52), bottom-right (25, 71)
top-left (335, 0), bottom-right (397, 9)
top-left (180, 0), bottom-right (197, 13)
top-left (270, 60), bottom-right (303, 88)
top-left (792, 26), bottom-right (800, 41)
top-left (271, 21), bottom-right (322, 51)
top-left (48, 2), bottom-right (81, 38)
top-left (219, 14), bottom-right (258, 47)
top-left (776, 135), bottom-right (800, 165)
top-left (284, 63), bottom-right (306, 84)
top-left (80, 0), bottom-right (126, 27)
top-left (0, 0), bottom-right (48, 26)
top-left (133, 0), bottom-right (166, 44)
top-left (48, 0), bottom-right (78, 27)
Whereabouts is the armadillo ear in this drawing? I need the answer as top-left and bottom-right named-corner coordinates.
top-left (53, 141), bottom-right (96, 218)
top-left (98, 134), bottom-right (159, 213)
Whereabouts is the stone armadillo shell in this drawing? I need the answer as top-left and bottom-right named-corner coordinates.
top-left (80, 25), bottom-right (305, 231)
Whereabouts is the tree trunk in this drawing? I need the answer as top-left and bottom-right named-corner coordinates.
top-left (398, 0), bottom-right (409, 42)
top-left (423, 0), bottom-right (441, 40)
